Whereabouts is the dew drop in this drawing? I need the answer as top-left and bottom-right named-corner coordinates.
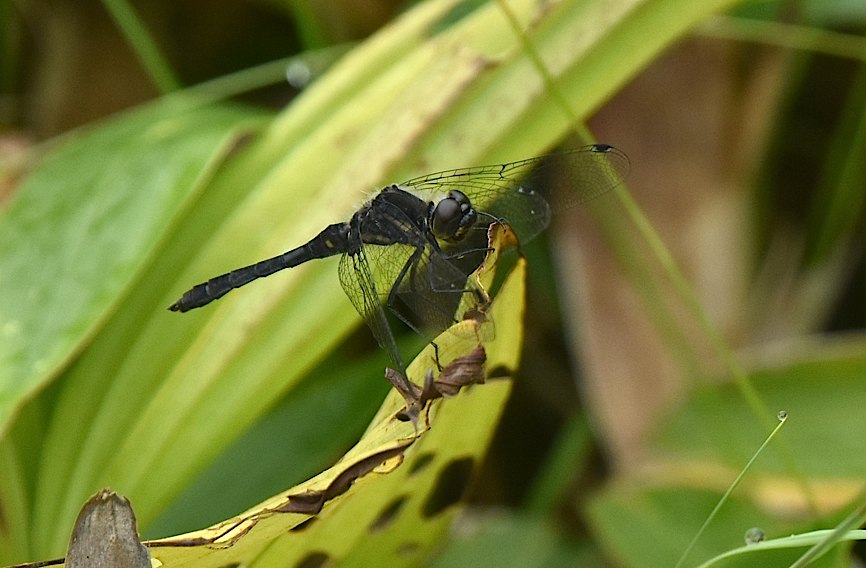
top-left (286, 61), bottom-right (312, 88)
top-left (744, 527), bottom-right (765, 545)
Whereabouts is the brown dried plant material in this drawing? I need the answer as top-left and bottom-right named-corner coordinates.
top-left (66, 489), bottom-right (150, 568)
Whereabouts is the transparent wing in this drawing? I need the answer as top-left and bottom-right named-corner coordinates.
top-left (365, 240), bottom-right (479, 335)
top-left (338, 214), bottom-right (487, 372)
top-left (400, 144), bottom-right (629, 244)
top-left (338, 246), bottom-right (406, 372)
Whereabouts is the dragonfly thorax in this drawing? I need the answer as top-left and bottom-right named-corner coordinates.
top-left (430, 190), bottom-right (478, 242)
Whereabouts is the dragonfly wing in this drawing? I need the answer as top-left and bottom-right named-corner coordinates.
top-left (364, 240), bottom-right (478, 338)
top-left (400, 144), bottom-right (629, 244)
top-left (338, 197), bottom-right (489, 375)
top-left (362, 193), bottom-right (488, 337)
top-left (338, 246), bottom-right (406, 372)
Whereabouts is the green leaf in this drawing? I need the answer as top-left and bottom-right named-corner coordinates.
top-left (142, 346), bottom-right (392, 538)
top-left (0, 101), bottom-right (264, 428)
top-left (432, 514), bottom-right (601, 568)
top-left (0, 101), bottom-right (266, 561)
top-left (586, 336), bottom-right (866, 567)
top-left (12, 250), bottom-right (525, 568)
top-left (587, 485), bottom-right (839, 568)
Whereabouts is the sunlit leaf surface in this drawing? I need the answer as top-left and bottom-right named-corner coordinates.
top-left (15, 252), bottom-right (525, 568)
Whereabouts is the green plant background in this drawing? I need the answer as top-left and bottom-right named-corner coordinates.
top-left (1, 0), bottom-right (865, 566)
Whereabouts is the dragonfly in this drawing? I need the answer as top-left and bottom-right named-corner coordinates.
top-left (169, 144), bottom-right (629, 395)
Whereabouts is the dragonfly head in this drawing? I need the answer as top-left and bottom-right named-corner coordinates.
top-left (431, 190), bottom-right (477, 242)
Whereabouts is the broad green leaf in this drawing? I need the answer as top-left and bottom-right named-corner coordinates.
top-left (14, 254), bottom-right (526, 568)
top-left (586, 335), bottom-right (866, 567)
top-left (587, 485), bottom-right (847, 568)
top-left (432, 513), bottom-right (602, 567)
top-left (0, 102), bottom-right (264, 430)
top-left (0, 101), bottom-right (267, 562)
top-left (654, 338), bottom-right (866, 479)
top-left (142, 345), bottom-right (393, 538)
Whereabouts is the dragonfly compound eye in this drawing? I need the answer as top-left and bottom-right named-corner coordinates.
top-left (432, 190), bottom-right (476, 241)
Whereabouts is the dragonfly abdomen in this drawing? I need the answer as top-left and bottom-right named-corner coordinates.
top-left (168, 223), bottom-right (350, 312)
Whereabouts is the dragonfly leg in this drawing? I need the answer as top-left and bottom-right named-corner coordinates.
top-left (382, 245), bottom-right (446, 371)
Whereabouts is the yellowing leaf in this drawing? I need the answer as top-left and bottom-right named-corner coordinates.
top-left (149, 257), bottom-right (526, 567)
top-left (14, 255), bottom-right (526, 568)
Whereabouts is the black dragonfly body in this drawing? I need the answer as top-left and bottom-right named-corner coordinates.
top-left (169, 144), bottom-right (629, 383)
